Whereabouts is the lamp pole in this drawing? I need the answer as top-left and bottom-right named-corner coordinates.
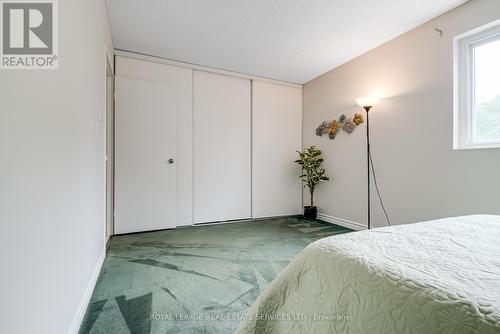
top-left (364, 106), bottom-right (372, 230)
top-left (357, 96), bottom-right (379, 230)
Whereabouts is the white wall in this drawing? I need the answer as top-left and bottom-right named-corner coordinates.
top-left (0, 0), bottom-right (114, 333)
top-left (303, 0), bottom-right (500, 228)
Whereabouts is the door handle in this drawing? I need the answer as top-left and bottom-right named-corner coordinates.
top-left (168, 159), bottom-right (174, 164)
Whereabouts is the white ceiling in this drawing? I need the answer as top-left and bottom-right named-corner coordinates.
top-left (106, 0), bottom-right (467, 84)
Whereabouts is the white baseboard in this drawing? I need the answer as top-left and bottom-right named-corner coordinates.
top-left (67, 249), bottom-right (106, 334)
top-left (317, 213), bottom-right (367, 231)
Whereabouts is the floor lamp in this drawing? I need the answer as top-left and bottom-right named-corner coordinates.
top-left (356, 96), bottom-right (380, 230)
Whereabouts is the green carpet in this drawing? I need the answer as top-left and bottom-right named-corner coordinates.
top-left (79, 217), bottom-right (352, 334)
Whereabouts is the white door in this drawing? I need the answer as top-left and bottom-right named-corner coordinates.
top-left (105, 65), bottom-right (115, 241)
top-left (115, 77), bottom-right (177, 234)
top-left (193, 71), bottom-right (252, 223)
top-left (252, 81), bottom-right (303, 218)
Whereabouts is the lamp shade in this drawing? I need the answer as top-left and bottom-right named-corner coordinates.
top-left (356, 96), bottom-right (380, 108)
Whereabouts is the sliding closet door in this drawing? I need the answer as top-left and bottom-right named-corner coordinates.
top-left (115, 56), bottom-right (192, 233)
top-left (252, 81), bottom-right (302, 218)
top-left (193, 71), bottom-right (252, 223)
top-left (115, 77), bottom-right (178, 234)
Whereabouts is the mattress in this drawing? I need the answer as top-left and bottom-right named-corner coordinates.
top-left (236, 215), bottom-right (500, 334)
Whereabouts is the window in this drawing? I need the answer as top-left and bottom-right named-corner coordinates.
top-left (454, 20), bottom-right (500, 149)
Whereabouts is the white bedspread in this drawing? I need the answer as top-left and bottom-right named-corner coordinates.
top-left (236, 215), bottom-right (500, 334)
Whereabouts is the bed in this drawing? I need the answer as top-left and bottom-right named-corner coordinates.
top-left (236, 215), bottom-right (500, 334)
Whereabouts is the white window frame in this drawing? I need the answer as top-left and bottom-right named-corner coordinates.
top-left (453, 19), bottom-right (500, 150)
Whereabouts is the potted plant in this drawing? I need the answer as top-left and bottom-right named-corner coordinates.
top-left (295, 146), bottom-right (329, 219)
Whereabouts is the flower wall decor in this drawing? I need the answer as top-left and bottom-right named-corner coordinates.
top-left (328, 120), bottom-right (341, 139)
top-left (315, 113), bottom-right (364, 140)
top-left (342, 119), bottom-right (356, 134)
top-left (353, 112), bottom-right (364, 125)
top-left (315, 121), bottom-right (330, 136)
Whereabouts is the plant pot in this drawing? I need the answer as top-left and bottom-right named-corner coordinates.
top-left (303, 206), bottom-right (317, 220)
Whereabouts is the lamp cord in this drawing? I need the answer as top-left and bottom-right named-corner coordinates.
top-left (368, 150), bottom-right (392, 226)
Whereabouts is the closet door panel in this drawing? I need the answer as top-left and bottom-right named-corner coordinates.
top-left (116, 56), bottom-right (193, 227)
top-left (193, 71), bottom-right (251, 223)
top-left (115, 77), bottom-right (177, 234)
top-left (252, 81), bottom-right (302, 218)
